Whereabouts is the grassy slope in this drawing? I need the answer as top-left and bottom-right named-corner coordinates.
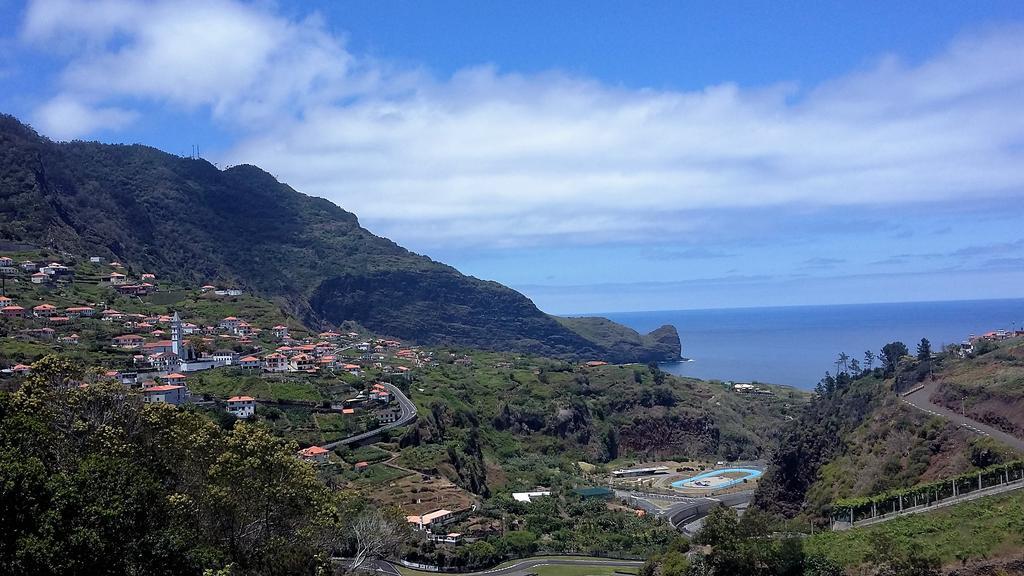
top-left (800, 384), bottom-right (975, 514)
top-left (753, 370), bottom-right (996, 522)
top-left (806, 489), bottom-right (1024, 568)
top-left (931, 337), bottom-right (1024, 439)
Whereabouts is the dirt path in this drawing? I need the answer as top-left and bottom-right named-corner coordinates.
top-left (903, 381), bottom-right (1024, 453)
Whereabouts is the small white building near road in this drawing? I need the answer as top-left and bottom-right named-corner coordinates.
top-left (406, 509), bottom-right (454, 531)
top-left (512, 491), bottom-right (552, 503)
top-left (611, 466), bottom-right (670, 479)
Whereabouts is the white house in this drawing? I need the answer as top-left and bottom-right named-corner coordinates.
top-left (143, 385), bottom-right (189, 406)
top-left (109, 272), bottom-right (128, 286)
top-left (406, 509), bottom-right (455, 531)
top-left (213, 350), bottom-right (238, 365)
top-left (226, 396), bottom-right (256, 419)
top-left (112, 334), bottom-right (145, 349)
top-left (219, 316), bottom-right (241, 331)
top-left (263, 353), bottom-right (288, 372)
top-left (65, 306), bottom-right (95, 318)
top-left (89, 256), bottom-right (104, 264)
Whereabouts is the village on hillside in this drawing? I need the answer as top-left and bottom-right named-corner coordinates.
top-left (0, 250), bottom-right (832, 558)
top-left (0, 252), bottom-right (443, 452)
top-left (0, 250), bottom-right (570, 548)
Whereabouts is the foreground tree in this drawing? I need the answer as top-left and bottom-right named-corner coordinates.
top-left (349, 510), bottom-right (407, 573)
top-left (0, 355), bottom-right (363, 576)
top-left (880, 342), bottom-right (909, 375)
top-left (916, 338), bottom-right (932, 361)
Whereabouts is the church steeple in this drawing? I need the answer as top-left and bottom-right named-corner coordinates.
top-left (171, 311), bottom-right (182, 357)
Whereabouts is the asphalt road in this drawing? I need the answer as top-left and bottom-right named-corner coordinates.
top-left (663, 491), bottom-right (753, 529)
top-left (322, 382), bottom-right (418, 449)
top-left (354, 557), bottom-right (644, 576)
top-left (621, 488), bottom-right (753, 532)
top-left (902, 381), bottom-right (1024, 453)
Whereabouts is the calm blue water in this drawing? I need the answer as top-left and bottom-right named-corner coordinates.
top-left (597, 299), bottom-right (1024, 389)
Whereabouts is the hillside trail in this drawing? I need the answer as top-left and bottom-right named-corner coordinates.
top-left (903, 380), bottom-right (1024, 453)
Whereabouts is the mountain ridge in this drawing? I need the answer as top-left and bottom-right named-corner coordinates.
top-left (0, 113), bottom-right (679, 363)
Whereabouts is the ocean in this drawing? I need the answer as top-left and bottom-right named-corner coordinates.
top-left (597, 298), bottom-right (1024, 389)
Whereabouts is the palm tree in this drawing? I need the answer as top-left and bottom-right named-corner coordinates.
top-left (836, 352), bottom-right (850, 374)
top-left (849, 359), bottom-right (861, 374)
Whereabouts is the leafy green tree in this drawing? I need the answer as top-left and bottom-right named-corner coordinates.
top-left (498, 531), bottom-right (538, 557)
top-left (835, 352), bottom-right (850, 374)
top-left (881, 342), bottom-right (909, 375)
top-left (659, 551), bottom-right (690, 576)
top-left (604, 427), bottom-right (619, 461)
top-left (694, 505), bottom-right (750, 575)
top-left (804, 553), bottom-right (843, 576)
top-left (916, 338), bottom-right (932, 361)
top-left (0, 354), bottom-right (360, 576)
top-left (864, 350), bottom-right (876, 371)
top-left (866, 532), bottom-right (940, 576)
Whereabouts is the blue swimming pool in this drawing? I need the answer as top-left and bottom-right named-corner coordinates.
top-left (671, 468), bottom-right (763, 490)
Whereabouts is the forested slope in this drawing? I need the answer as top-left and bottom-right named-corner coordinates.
top-left (0, 114), bottom-right (678, 362)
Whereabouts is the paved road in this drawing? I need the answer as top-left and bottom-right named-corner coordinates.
top-left (663, 491), bottom-right (753, 531)
top-left (902, 381), bottom-right (1024, 453)
top-left (388, 558), bottom-right (642, 576)
top-left (322, 382), bottom-right (418, 449)
top-left (622, 488), bottom-right (753, 532)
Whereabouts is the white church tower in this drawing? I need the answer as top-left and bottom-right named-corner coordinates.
top-left (171, 311), bottom-right (182, 357)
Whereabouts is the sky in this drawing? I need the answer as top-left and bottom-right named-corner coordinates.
top-left (1, 0), bottom-right (1023, 314)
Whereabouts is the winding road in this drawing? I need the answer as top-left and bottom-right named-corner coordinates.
top-left (619, 488), bottom-right (753, 533)
top-left (322, 382), bottom-right (418, 449)
top-left (902, 381), bottom-right (1024, 453)
top-left (352, 557), bottom-right (643, 576)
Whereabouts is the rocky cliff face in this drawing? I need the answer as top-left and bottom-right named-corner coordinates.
top-left (0, 114), bottom-right (679, 362)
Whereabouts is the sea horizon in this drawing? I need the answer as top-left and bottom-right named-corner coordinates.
top-left (565, 295), bottom-right (1024, 318)
top-left (588, 297), bottom-right (1024, 389)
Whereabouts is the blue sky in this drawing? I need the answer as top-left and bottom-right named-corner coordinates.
top-left (2, 1), bottom-right (1024, 313)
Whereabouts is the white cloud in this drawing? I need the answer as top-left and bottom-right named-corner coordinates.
top-left (34, 95), bottom-right (138, 139)
top-left (20, 1), bottom-right (1024, 248)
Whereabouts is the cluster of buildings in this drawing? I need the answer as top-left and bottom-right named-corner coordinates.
top-left (200, 285), bottom-right (243, 297)
top-left (953, 328), bottom-right (1024, 357)
top-left (0, 256), bottom-right (74, 285)
top-left (233, 329), bottom-right (432, 377)
top-left (107, 270), bottom-right (157, 296)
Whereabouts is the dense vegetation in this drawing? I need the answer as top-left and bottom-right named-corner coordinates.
top-left (751, 343), bottom-right (992, 523)
top-left (0, 356), bottom-right (379, 576)
top-left (806, 489), bottom-right (1024, 569)
top-left (0, 114), bottom-right (677, 363)
top-left (404, 489), bottom-right (683, 570)
top-left (394, 354), bottom-right (807, 495)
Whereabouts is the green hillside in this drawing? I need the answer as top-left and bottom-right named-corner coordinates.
top-left (0, 114), bottom-right (678, 364)
top-left (753, 342), bottom-right (1021, 524)
top-left (806, 489), bottom-right (1024, 570)
top-left (394, 354), bottom-right (808, 494)
top-left (930, 337), bottom-right (1024, 440)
